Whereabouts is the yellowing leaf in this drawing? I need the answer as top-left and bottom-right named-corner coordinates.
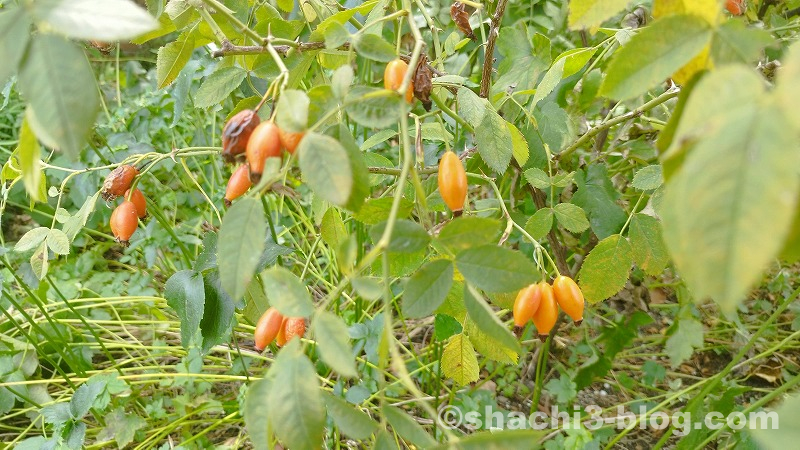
top-left (15, 117), bottom-right (43, 202)
top-left (577, 234), bottom-right (633, 303)
top-left (441, 333), bottom-right (479, 386)
top-left (653, 0), bottom-right (721, 25)
top-left (465, 320), bottom-right (518, 365)
top-left (568, 0), bottom-right (636, 30)
top-left (672, 44), bottom-right (712, 85)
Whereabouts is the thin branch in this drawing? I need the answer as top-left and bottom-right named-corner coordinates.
top-left (558, 88), bottom-right (679, 160)
top-left (211, 40), bottom-right (334, 57)
top-left (479, 0), bottom-right (509, 98)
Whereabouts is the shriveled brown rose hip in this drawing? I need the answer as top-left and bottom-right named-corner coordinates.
top-left (222, 109), bottom-right (260, 163)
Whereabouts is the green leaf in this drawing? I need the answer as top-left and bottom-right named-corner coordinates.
top-left (525, 168), bottom-right (550, 189)
top-left (200, 271), bottom-right (235, 353)
top-left (441, 333), bottom-right (479, 386)
top-left (335, 123), bottom-right (370, 212)
top-left (352, 33), bottom-right (396, 62)
top-left (572, 164), bottom-right (627, 239)
top-left (0, 8), bottom-right (31, 85)
top-left (369, 219), bottom-right (430, 253)
top-left (631, 164), bottom-right (664, 191)
top-left (665, 315), bottom-right (703, 368)
top-left (455, 245), bottom-right (537, 293)
top-left (165, 270), bottom-right (205, 348)
top-left (752, 394), bottom-right (800, 450)
top-left (532, 57), bottom-right (565, 109)
top-left (312, 311), bottom-right (357, 377)
top-left (434, 314), bottom-right (462, 341)
top-left (430, 429), bottom-right (544, 449)
top-left (577, 234), bottom-right (633, 303)
top-left (31, 0), bottom-right (157, 41)
top-left (360, 129), bottom-right (397, 150)
top-left (69, 381), bottom-right (105, 419)
top-left (568, 0), bottom-right (636, 29)
top-left (324, 22), bottom-right (350, 49)
top-left (553, 203), bottom-right (590, 233)
top-left (475, 107), bottom-right (513, 173)
top-left (525, 208), bottom-right (554, 240)
top-left (353, 197), bottom-right (414, 225)
top-left (97, 407), bottom-right (146, 449)
top-left (243, 378), bottom-right (272, 450)
top-left (544, 375), bottom-right (578, 403)
top-left (276, 89), bottom-right (310, 132)
top-left (345, 86), bottom-right (404, 128)
top-left (15, 114), bottom-right (46, 202)
top-left (331, 64), bottom-right (354, 98)
top-left (403, 259), bottom-right (454, 319)
top-left (324, 393), bottom-right (378, 440)
top-left (46, 229), bottom-right (70, 256)
top-left (260, 266), bottom-right (314, 317)
top-left (710, 19), bottom-right (773, 66)
top-left (629, 214), bottom-right (670, 276)
top-left (464, 320), bottom-right (518, 364)
top-left (30, 242), bottom-right (49, 280)
top-left (320, 207), bottom-right (347, 248)
top-left (63, 191), bottom-right (99, 242)
top-left (661, 66), bottom-right (800, 312)
top-left (507, 122), bottom-right (529, 166)
top-left (194, 67), bottom-right (247, 109)
top-left (437, 217), bottom-right (502, 254)
top-left (298, 133), bottom-right (353, 206)
top-left (463, 284), bottom-right (520, 353)
top-left (352, 276), bottom-right (383, 300)
top-left (457, 87), bottom-right (488, 126)
top-left (382, 405), bottom-right (437, 448)
top-left (19, 35), bottom-right (99, 159)
top-left (600, 15), bottom-right (713, 101)
top-left (267, 339), bottom-right (325, 450)
top-left (14, 227), bottom-right (49, 253)
top-left (156, 32), bottom-right (194, 88)
top-left (217, 197), bottom-right (267, 301)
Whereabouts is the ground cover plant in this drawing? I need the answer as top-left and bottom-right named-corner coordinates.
top-left (2, 0), bottom-right (800, 448)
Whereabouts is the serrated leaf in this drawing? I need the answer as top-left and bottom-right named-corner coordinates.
top-left (403, 259), bottom-right (454, 318)
top-left (369, 219), bottom-right (430, 253)
top-left (217, 198), bottom-right (267, 301)
top-left (525, 208), bottom-right (554, 240)
top-left (661, 66), bottom-right (800, 312)
top-left (441, 333), bottom-right (479, 386)
top-left (165, 270), bottom-right (205, 348)
top-left (353, 197), bottom-right (414, 225)
top-left (276, 89), bottom-right (310, 132)
top-left (45, 229), bottom-right (70, 255)
top-left (600, 15), bottom-right (713, 101)
top-left (324, 393), bottom-right (378, 440)
top-left (572, 164), bottom-right (627, 239)
top-left (508, 122), bottom-right (529, 166)
top-left (14, 227), bottom-right (49, 252)
top-left (320, 207), bottom-right (347, 248)
top-left (30, 242), bottom-right (49, 280)
top-left (157, 32), bottom-right (194, 88)
top-left (553, 203), bottom-right (590, 233)
top-left (267, 340), bottom-right (325, 450)
top-left (243, 378), bottom-right (272, 450)
top-left (352, 33), bottom-right (396, 62)
top-left (19, 35), bottom-right (99, 159)
top-left (69, 382), bottom-right (104, 419)
top-left (629, 214), bottom-right (669, 276)
top-left (578, 234), bottom-right (633, 303)
top-left (568, 0), bottom-right (636, 29)
top-left (194, 66), bottom-right (247, 109)
top-left (455, 245), bottom-right (537, 293)
top-left (261, 266), bottom-right (314, 317)
top-left (463, 284), bottom-right (520, 353)
top-left (525, 168), bottom-right (550, 189)
top-left (710, 20), bottom-right (773, 66)
top-left (200, 271), bottom-right (235, 353)
top-left (437, 217), bottom-right (502, 254)
top-left (0, 7), bottom-right (30, 85)
top-left (632, 165), bottom-right (664, 191)
top-left (345, 86), bottom-right (404, 128)
top-left (382, 405), bottom-right (437, 448)
top-left (665, 315), bottom-right (703, 368)
top-left (331, 64), bottom-right (354, 98)
top-left (298, 133), bottom-right (353, 206)
top-left (475, 107), bottom-right (513, 173)
top-left (464, 320), bottom-right (518, 364)
top-left (32, 0), bottom-right (157, 41)
top-left (63, 191), bottom-right (99, 242)
top-left (312, 311), bottom-right (357, 377)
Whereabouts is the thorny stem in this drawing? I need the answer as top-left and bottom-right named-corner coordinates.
top-left (479, 0), bottom-right (509, 98)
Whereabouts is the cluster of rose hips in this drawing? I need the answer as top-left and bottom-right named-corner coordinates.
top-left (253, 307), bottom-right (306, 350)
top-left (513, 275), bottom-right (585, 339)
top-left (103, 165), bottom-right (147, 246)
top-left (221, 110), bottom-right (304, 207)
